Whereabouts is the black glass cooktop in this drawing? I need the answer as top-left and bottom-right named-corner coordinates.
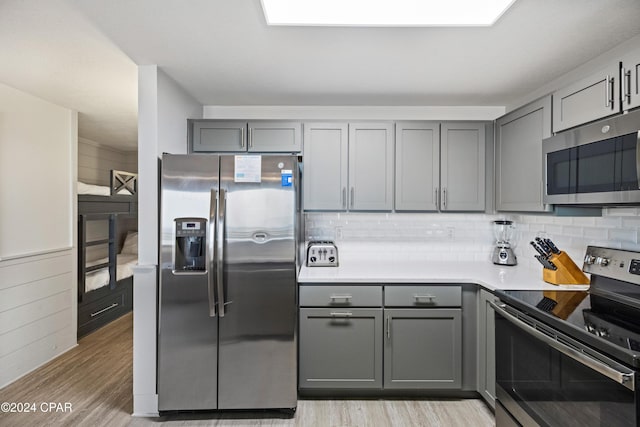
top-left (496, 288), bottom-right (640, 368)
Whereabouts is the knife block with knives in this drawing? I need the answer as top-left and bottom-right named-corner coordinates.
top-left (531, 238), bottom-right (590, 286)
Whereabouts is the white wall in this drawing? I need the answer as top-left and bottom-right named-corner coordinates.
top-left (203, 105), bottom-right (505, 121)
top-left (133, 65), bottom-right (202, 416)
top-left (78, 137), bottom-right (138, 186)
top-left (0, 83), bottom-right (77, 387)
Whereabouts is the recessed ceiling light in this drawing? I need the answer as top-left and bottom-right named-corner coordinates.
top-left (261, 0), bottom-right (517, 27)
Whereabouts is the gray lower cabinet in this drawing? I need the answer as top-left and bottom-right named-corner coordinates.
top-left (189, 120), bottom-right (301, 153)
top-left (302, 123), bottom-right (349, 210)
top-left (495, 96), bottom-right (551, 212)
top-left (384, 308), bottom-right (462, 389)
top-left (552, 63), bottom-right (621, 133)
top-left (299, 308), bottom-right (383, 389)
top-left (477, 289), bottom-right (497, 408)
top-left (440, 123), bottom-right (486, 211)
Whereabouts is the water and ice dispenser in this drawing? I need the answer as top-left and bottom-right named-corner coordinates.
top-left (174, 218), bottom-right (206, 272)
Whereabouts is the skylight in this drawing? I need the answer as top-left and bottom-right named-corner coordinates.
top-left (260, 0), bottom-right (516, 27)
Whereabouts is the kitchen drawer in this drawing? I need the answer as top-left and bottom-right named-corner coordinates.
top-left (384, 285), bottom-right (461, 307)
top-left (299, 285), bottom-right (383, 307)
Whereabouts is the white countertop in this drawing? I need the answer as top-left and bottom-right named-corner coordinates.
top-left (298, 260), bottom-right (590, 292)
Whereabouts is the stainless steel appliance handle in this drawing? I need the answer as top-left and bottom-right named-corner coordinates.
top-left (636, 131), bottom-right (640, 190)
top-left (490, 301), bottom-right (636, 391)
top-left (217, 188), bottom-right (226, 317)
top-left (208, 189), bottom-right (218, 317)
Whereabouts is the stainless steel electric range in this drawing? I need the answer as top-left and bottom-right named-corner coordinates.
top-left (493, 246), bottom-right (640, 427)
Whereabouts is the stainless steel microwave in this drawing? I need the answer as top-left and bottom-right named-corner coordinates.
top-left (543, 109), bottom-right (640, 205)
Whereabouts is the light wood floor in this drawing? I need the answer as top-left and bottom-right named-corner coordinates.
top-left (0, 313), bottom-right (494, 427)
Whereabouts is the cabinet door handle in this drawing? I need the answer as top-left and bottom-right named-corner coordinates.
top-left (342, 187), bottom-right (346, 208)
top-left (434, 188), bottom-right (439, 209)
top-left (414, 294), bottom-right (436, 301)
top-left (350, 187), bottom-right (354, 209)
top-left (248, 128), bottom-right (253, 148)
top-left (442, 188), bottom-right (447, 209)
top-left (386, 316), bottom-right (391, 339)
top-left (91, 303), bottom-right (118, 317)
top-left (240, 127), bottom-right (245, 148)
top-left (330, 312), bottom-right (353, 317)
top-left (605, 75), bottom-right (615, 109)
top-left (330, 294), bottom-right (352, 301)
top-left (623, 67), bottom-right (632, 104)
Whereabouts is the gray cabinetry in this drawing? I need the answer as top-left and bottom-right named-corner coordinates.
top-left (299, 308), bottom-right (383, 389)
top-left (477, 289), bottom-right (497, 408)
top-left (395, 122), bottom-right (440, 211)
top-left (552, 63), bottom-right (620, 133)
top-left (189, 120), bottom-right (301, 153)
top-left (495, 96), bottom-right (551, 212)
top-left (622, 50), bottom-right (640, 111)
top-left (440, 123), bottom-right (486, 211)
top-left (247, 121), bottom-right (302, 152)
top-left (348, 123), bottom-right (394, 211)
top-left (190, 120), bottom-right (247, 152)
top-left (302, 123), bottom-right (348, 211)
top-left (299, 285), bottom-right (383, 389)
top-left (384, 285), bottom-right (462, 389)
top-left (384, 308), bottom-right (462, 389)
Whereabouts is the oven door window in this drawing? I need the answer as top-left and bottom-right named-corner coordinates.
top-left (496, 313), bottom-right (636, 427)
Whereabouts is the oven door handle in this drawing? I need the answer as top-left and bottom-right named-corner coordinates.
top-left (491, 301), bottom-right (636, 391)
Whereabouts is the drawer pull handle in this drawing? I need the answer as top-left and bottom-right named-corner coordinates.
top-left (330, 294), bottom-right (352, 301)
top-left (91, 303), bottom-right (118, 317)
top-left (414, 294), bottom-right (436, 301)
top-left (330, 312), bottom-right (353, 317)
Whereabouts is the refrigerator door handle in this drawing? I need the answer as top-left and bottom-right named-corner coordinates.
top-left (208, 189), bottom-right (218, 317)
top-left (217, 188), bottom-right (226, 317)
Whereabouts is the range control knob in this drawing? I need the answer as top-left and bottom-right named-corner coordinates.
top-left (596, 257), bottom-right (610, 266)
top-left (584, 255), bottom-right (596, 265)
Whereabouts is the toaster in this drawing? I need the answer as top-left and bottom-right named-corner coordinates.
top-left (306, 241), bottom-right (339, 267)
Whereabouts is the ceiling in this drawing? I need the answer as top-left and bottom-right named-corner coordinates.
top-left (2, 0), bottom-right (640, 150)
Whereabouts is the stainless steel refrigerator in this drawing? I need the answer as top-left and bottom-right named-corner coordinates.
top-left (158, 153), bottom-right (298, 412)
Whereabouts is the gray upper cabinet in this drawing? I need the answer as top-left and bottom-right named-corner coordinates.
top-left (302, 123), bottom-right (349, 211)
top-left (190, 120), bottom-right (247, 152)
top-left (495, 96), bottom-right (551, 212)
top-left (247, 121), bottom-right (302, 152)
top-left (440, 123), bottom-right (486, 211)
top-left (395, 122), bottom-right (440, 211)
top-left (622, 50), bottom-right (640, 111)
top-left (189, 120), bottom-right (301, 153)
top-left (348, 123), bottom-right (394, 211)
top-left (552, 63), bottom-right (620, 133)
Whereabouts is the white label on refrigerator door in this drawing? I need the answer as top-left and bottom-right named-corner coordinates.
top-left (234, 155), bottom-right (261, 183)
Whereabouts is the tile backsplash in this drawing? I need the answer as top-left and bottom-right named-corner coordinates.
top-left (305, 208), bottom-right (640, 268)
